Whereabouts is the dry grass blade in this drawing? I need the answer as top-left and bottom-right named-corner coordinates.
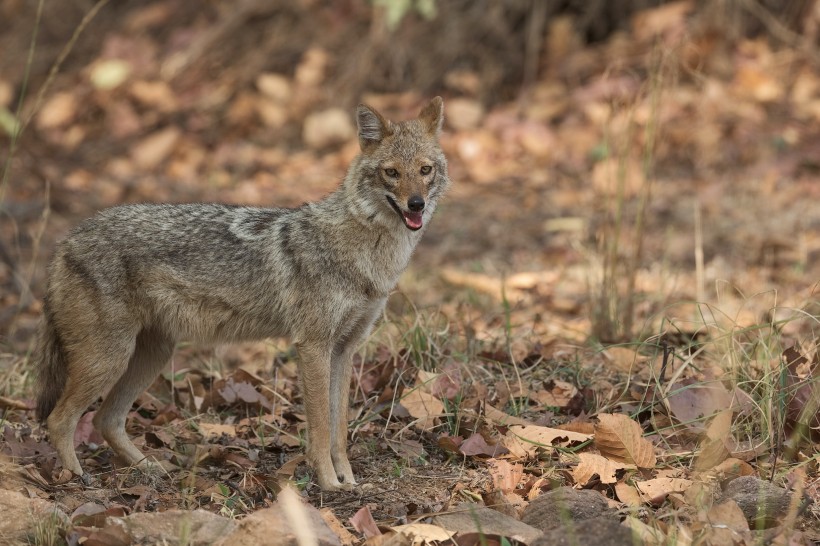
top-left (594, 413), bottom-right (656, 468)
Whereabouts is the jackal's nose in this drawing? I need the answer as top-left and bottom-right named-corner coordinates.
top-left (408, 195), bottom-right (425, 212)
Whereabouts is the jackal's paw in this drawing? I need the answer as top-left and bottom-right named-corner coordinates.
top-left (320, 478), bottom-right (355, 492)
top-left (315, 469), bottom-right (356, 492)
top-left (331, 454), bottom-right (357, 487)
top-left (337, 474), bottom-right (357, 489)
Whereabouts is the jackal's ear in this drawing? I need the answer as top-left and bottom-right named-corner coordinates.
top-left (357, 104), bottom-right (392, 151)
top-left (418, 96), bottom-right (444, 137)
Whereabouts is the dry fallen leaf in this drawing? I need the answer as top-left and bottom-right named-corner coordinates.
top-left (400, 389), bottom-right (444, 430)
top-left (218, 377), bottom-right (272, 410)
top-left (37, 91), bottom-right (78, 130)
top-left (275, 454), bottom-right (305, 480)
top-left (636, 477), bottom-right (693, 504)
top-left (784, 346), bottom-right (820, 431)
top-left (503, 424), bottom-right (591, 459)
top-left (691, 499), bottom-right (751, 545)
top-left (594, 413), bottom-right (656, 468)
top-left (439, 268), bottom-right (526, 302)
top-left (693, 409), bottom-right (733, 471)
top-left (199, 423), bottom-right (236, 441)
top-left (603, 346), bottom-right (646, 374)
top-left (459, 433), bottom-right (509, 458)
top-left (665, 379), bottom-right (733, 433)
top-left (390, 523), bottom-right (455, 546)
top-left (487, 459), bottom-right (524, 493)
top-left (533, 379), bottom-right (577, 408)
top-left (350, 505), bottom-right (382, 539)
top-left (131, 126), bottom-right (181, 169)
top-left (707, 457), bottom-right (756, 481)
top-left (614, 481), bottom-right (644, 507)
top-left (321, 508), bottom-right (358, 546)
top-left (572, 452), bottom-right (636, 486)
top-left (483, 404), bottom-right (537, 427)
top-left (74, 411), bottom-right (104, 448)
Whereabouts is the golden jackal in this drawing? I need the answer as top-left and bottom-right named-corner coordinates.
top-left (35, 98), bottom-right (449, 491)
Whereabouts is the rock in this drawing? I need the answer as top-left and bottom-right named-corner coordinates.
top-left (719, 476), bottom-right (795, 528)
top-left (303, 108), bottom-right (355, 149)
top-left (0, 489), bottom-right (68, 546)
top-left (445, 98), bottom-right (485, 131)
top-left (532, 517), bottom-right (638, 546)
top-left (521, 487), bottom-right (617, 532)
top-left (216, 500), bottom-right (341, 546)
top-left (432, 502), bottom-right (542, 544)
top-left (113, 509), bottom-right (235, 545)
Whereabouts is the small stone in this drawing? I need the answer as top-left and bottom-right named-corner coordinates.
top-left (215, 501), bottom-right (340, 546)
top-left (522, 487), bottom-right (617, 532)
top-left (432, 502), bottom-right (542, 544)
top-left (719, 476), bottom-right (796, 528)
top-left (532, 517), bottom-right (638, 546)
top-left (111, 509), bottom-right (235, 546)
top-left (0, 489), bottom-right (68, 545)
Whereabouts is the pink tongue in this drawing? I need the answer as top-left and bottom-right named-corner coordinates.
top-left (403, 211), bottom-right (423, 229)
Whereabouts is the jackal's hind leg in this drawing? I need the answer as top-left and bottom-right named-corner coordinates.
top-left (93, 328), bottom-right (174, 470)
top-left (47, 334), bottom-right (136, 479)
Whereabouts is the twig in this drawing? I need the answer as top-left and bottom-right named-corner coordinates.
top-left (739, 0), bottom-right (820, 65)
top-left (0, 0), bottom-right (44, 202)
top-left (518, 0), bottom-right (549, 112)
top-left (658, 341), bottom-right (673, 385)
top-left (21, 0), bottom-right (111, 139)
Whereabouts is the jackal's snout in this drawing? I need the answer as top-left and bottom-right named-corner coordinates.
top-left (407, 195), bottom-right (425, 212)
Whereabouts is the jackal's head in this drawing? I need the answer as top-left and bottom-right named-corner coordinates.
top-left (354, 97), bottom-right (449, 232)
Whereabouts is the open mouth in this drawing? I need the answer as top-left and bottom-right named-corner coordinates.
top-left (386, 196), bottom-right (423, 231)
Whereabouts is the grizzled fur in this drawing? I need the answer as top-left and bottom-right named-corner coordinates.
top-left (35, 98), bottom-right (449, 491)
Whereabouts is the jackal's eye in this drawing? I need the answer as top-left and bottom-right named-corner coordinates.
top-left (420, 166), bottom-right (432, 175)
top-left (384, 168), bottom-right (399, 178)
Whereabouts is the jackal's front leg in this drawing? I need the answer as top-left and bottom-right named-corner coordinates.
top-left (329, 346), bottom-right (356, 485)
top-left (296, 342), bottom-right (347, 491)
top-left (328, 302), bottom-right (382, 487)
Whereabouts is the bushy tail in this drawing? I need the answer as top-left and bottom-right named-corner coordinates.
top-left (35, 305), bottom-right (68, 422)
